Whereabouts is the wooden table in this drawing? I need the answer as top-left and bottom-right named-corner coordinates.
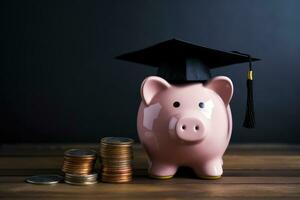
top-left (0, 144), bottom-right (300, 199)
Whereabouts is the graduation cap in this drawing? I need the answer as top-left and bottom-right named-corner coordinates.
top-left (116, 39), bottom-right (260, 128)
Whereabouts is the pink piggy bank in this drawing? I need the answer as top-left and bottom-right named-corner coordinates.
top-left (137, 75), bottom-right (233, 179)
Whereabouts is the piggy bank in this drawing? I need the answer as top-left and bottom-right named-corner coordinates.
top-left (137, 76), bottom-right (233, 179)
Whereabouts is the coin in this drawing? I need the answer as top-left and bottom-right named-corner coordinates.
top-left (65, 173), bottom-right (97, 178)
top-left (25, 175), bottom-right (63, 185)
top-left (62, 148), bottom-right (97, 175)
top-left (63, 158), bottom-right (95, 162)
top-left (65, 180), bottom-right (98, 185)
top-left (63, 163), bottom-right (92, 167)
top-left (101, 160), bottom-right (131, 164)
top-left (64, 149), bottom-right (96, 158)
top-left (102, 173), bottom-right (132, 178)
top-left (99, 137), bottom-right (134, 183)
top-left (64, 173), bottom-right (98, 185)
top-left (101, 167), bottom-right (132, 173)
top-left (101, 177), bottom-right (132, 183)
top-left (102, 176), bottom-right (132, 181)
top-left (101, 137), bottom-right (134, 145)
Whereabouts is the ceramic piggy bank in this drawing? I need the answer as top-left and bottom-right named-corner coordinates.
top-left (137, 76), bottom-right (233, 179)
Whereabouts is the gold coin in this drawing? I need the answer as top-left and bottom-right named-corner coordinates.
top-left (101, 172), bottom-right (132, 175)
top-left (62, 168), bottom-right (92, 172)
top-left (100, 144), bottom-right (132, 149)
top-left (100, 148), bottom-right (132, 153)
top-left (63, 157), bottom-right (96, 162)
top-left (101, 177), bottom-right (132, 181)
top-left (100, 162), bottom-right (131, 165)
top-left (102, 173), bottom-right (132, 177)
top-left (63, 163), bottom-right (94, 168)
top-left (101, 180), bottom-right (131, 183)
top-left (100, 158), bottom-right (132, 162)
top-left (100, 156), bottom-right (133, 160)
top-left (101, 167), bottom-right (132, 172)
top-left (101, 177), bottom-right (132, 183)
top-left (101, 177), bottom-right (132, 182)
top-left (63, 172), bottom-right (92, 175)
top-left (100, 164), bottom-right (131, 168)
top-left (63, 169), bottom-right (92, 173)
top-left (63, 166), bottom-right (94, 170)
top-left (100, 149), bottom-right (132, 153)
top-left (99, 137), bottom-right (134, 183)
top-left (100, 153), bottom-right (132, 157)
top-left (62, 163), bottom-right (94, 167)
top-left (100, 150), bottom-right (132, 154)
top-left (62, 169), bottom-right (92, 173)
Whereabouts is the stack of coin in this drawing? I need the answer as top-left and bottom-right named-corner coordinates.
top-left (99, 137), bottom-right (134, 183)
top-left (62, 149), bottom-right (97, 185)
top-left (64, 173), bottom-right (98, 185)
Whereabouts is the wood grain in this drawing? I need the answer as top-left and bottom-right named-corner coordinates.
top-left (0, 144), bottom-right (299, 199)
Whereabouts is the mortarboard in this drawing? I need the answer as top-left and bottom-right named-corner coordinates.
top-left (116, 39), bottom-right (260, 128)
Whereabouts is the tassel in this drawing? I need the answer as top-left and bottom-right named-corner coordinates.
top-left (231, 51), bottom-right (255, 128)
top-left (243, 69), bottom-right (255, 128)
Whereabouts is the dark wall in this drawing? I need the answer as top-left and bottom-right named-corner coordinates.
top-left (1, 0), bottom-right (300, 143)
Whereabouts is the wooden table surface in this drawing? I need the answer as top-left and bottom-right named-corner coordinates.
top-left (0, 143), bottom-right (300, 200)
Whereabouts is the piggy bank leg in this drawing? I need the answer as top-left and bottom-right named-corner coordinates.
top-left (148, 161), bottom-right (178, 179)
top-left (193, 158), bottom-right (223, 179)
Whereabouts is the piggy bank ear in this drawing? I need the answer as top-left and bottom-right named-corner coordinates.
top-left (141, 76), bottom-right (171, 105)
top-left (205, 76), bottom-right (233, 106)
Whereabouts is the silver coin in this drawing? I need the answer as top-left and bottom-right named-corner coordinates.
top-left (25, 175), bottom-right (63, 185)
top-left (65, 173), bottom-right (98, 179)
top-left (65, 179), bottom-right (98, 183)
top-left (64, 173), bottom-right (98, 184)
top-left (65, 178), bottom-right (98, 183)
top-left (64, 149), bottom-right (96, 157)
top-left (101, 137), bottom-right (134, 145)
top-left (65, 180), bottom-right (98, 185)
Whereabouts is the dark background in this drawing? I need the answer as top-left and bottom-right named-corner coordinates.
top-left (1, 0), bottom-right (300, 143)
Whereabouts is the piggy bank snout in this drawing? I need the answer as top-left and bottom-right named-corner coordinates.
top-left (175, 117), bottom-right (206, 142)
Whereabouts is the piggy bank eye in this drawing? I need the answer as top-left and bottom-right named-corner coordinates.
top-left (199, 102), bottom-right (205, 108)
top-left (199, 100), bottom-right (214, 119)
top-left (173, 101), bottom-right (180, 108)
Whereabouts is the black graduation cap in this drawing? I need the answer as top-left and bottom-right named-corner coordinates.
top-left (116, 39), bottom-right (260, 128)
